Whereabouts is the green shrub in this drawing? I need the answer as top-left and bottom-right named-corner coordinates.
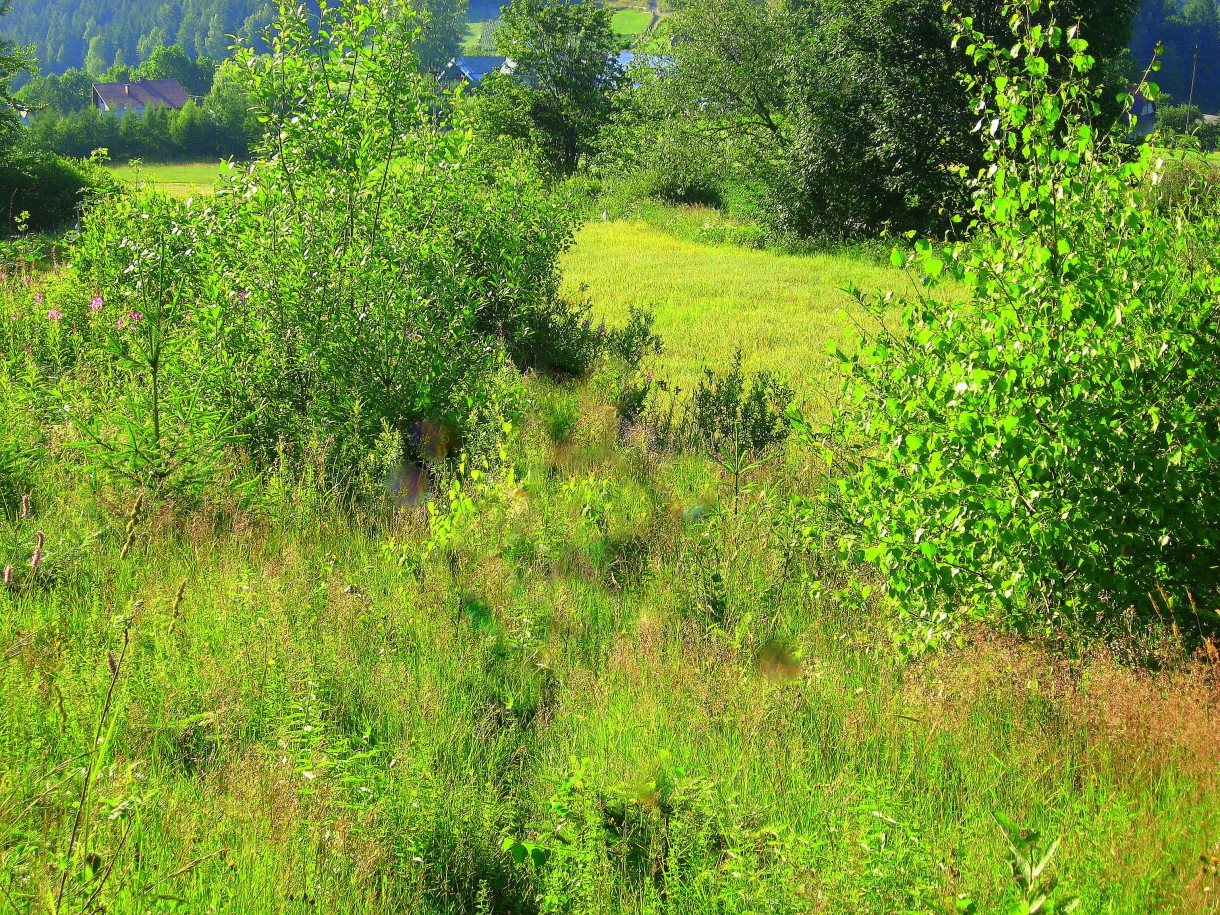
top-left (832, 2), bottom-right (1220, 649)
top-left (653, 351), bottom-right (793, 457)
top-left (0, 148), bottom-right (117, 234)
top-left (68, 0), bottom-right (591, 493)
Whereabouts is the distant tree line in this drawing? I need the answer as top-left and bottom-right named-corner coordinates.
top-left (470, 0), bottom-right (1148, 239)
top-left (17, 48), bottom-right (258, 161)
top-left (9, 0), bottom-right (470, 165)
top-left (3, 0), bottom-right (280, 75)
top-left (5, 0), bottom-right (467, 78)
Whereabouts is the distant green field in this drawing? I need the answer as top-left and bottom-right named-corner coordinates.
top-left (611, 7), bottom-right (653, 37)
top-left (109, 162), bottom-right (228, 197)
top-left (462, 18), bottom-right (498, 54)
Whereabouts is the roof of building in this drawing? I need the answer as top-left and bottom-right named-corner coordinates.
top-left (452, 56), bottom-right (515, 83)
top-left (92, 79), bottom-right (189, 112)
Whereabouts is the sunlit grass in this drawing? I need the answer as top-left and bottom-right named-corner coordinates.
top-left (108, 162), bottom-right (228, 198)
top-left (564, 218), bottom-right (925, 400)
top-left (611, 8), bottom-right (653, 37)
top-left (2, 217), bottom-right (1217, 914)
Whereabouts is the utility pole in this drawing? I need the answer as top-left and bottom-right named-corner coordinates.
top-left (1186, 43), bottom-right (1199, 137)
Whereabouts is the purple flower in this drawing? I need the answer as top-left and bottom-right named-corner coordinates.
top-left (596, 321), bottom-right (606, 338)
top-left (34, 293), bottom-right (44, 305)
top-left (47, 309), bottom-right (63, 321)
top-left (117, 311), bottom-right (142, 330)
top-left (581, 319), bottom-right (592, 332)
top-left (91, 296), bottom-right (104, 312)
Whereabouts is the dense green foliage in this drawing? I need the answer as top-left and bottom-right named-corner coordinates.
top-left (833, 4), bottom-right (1220, 649)
top-left (53, 0), bottom-right (593, 493)
top-left (0, 0), bottom-right (33, 150)
top-left (1157, 101), bottom-right (1220, 149)
top-left (606, 0), bottom-right (1143, 240)
top-left (0, 147), bottom-right (118, 232)
top-left (478, 0), bottom-right (622, 174)
top-left (1, 1), bottom-right (116, 234)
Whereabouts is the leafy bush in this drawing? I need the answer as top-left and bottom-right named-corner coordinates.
top-left (68, 0), bottom-right (588, 493)
top-left (0, 148), bottom-right (118, 234)
top-left (833, 2), bottom-right (1220, 649)
top-left (605, 305), bottom-right (663, 367)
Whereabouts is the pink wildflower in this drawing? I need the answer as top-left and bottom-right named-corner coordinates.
top-left (34, 293), bottom-right (43, 305)
top-left (91, 296), bottom-right (104, 312)
top-left (47, 309), bottom-right (63, 321)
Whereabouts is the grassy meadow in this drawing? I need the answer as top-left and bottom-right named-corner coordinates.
top-left (108, 162), bottom-right (228, 197)
top-left (2, 206), bottom-right (1218, 913)
top-left (610, 8), bottom-right (653, 38)
top-left (562, 218), bottom-right (908, 397)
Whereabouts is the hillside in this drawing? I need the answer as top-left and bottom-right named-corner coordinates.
top-left (5, 0), bottom-right (278, 73)
top-left (1131, 0), bottom-right (1220, 109)
top-left (7, 0), bottom-right (1216, 110)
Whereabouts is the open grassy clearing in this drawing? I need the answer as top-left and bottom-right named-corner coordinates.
top-left (563, 218), bottom-right (913, 399)
top-left (462, 19), bottom-right (499, 54)
top-left (108, 162), bottom-right (227, 197)
top-left (611, 8), bottom-right (653, 38)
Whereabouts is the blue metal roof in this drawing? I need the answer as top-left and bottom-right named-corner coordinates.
top-left (456, 56), bottom-right (511, 83)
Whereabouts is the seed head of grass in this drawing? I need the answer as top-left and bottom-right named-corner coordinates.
top-left (30, 531), bottom-right (45, 575)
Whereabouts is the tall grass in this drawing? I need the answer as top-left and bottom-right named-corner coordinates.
top-left (1, 357), bottom-right (1217, 912)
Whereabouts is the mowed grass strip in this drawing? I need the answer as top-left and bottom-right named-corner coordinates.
top-left (563, 218), bottom-right (917, 396)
